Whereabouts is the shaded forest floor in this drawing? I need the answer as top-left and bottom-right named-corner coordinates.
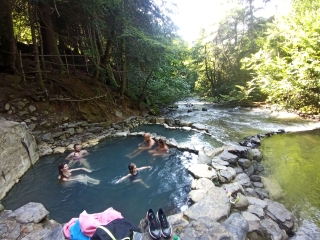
top-left (0, 71), bottom-right (144, 131)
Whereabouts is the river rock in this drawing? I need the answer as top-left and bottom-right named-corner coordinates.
top-left (190, 178), bottom-right (215, 191)
top-left (9, 202), bottom-right (48, 224)
top-left (184, 186), bottom-right (230, 222)
top-left (265, 199), bottom-right (294, 233)
top-left (238, 158), bottom-right (252, 169)
top-left (155, 117), bottom-right (164, 124)
top-left (247, 204), bottom-right (265, 219)
top-left (212, 162), bottom-right (227, 170)
top-left (242, 211), bottom-right (262, 233)
top-left (205, 147), bottom-right (224, 157)
top-left (234, 166), bottom-right (243, 174)
top-left (38, 142), bottom-right (53, 156)
top-left (41, 133), bottom-right (53, 143)
top-left (86, 127), bottom-right (103, 133)
top-left (247, 148), bottom-right (263, 161)
top-left (188, 164), bottom-right (217, 179)
top-left (218, 168), bottom-right (235, 182)
top-left (212, 158), bottom-right (230, 167)
top-left (0, 121), bottom-right (39, 200)
top-left (167, 213), bottom-right (189, 233)
top-left (53, 147), bottom-right (66, 154)
top-left (189, 189), bottom-right (207, 203)
top-left (234, 194), bottom-right (249, 209)
top-left (255, 188), bottom-right (269, 199)
top-left (222, 213), bottom-right (249, 240)
top-left (252, 161), bottom-right (264, 173)
top-left (28, 105), bottom-right (36, 113)
top-left (180, 217), bottom-right (230, 239)
top-left (51, 131), bottom-right (66, 138)
top-left (250, 175), bottom-right (261, 182)
top-left (247, 196), bottom-right (268, 209)
top-left (253, 182), bottom-right (264, 188)
top-left (261, 218), bottom-right (288, 240)
top-left (244, 165), bottom-right (255, 176)
top-left (235, 173), bottom-right (252, 187)
top-left (217, 150), bottom-right (239, 164)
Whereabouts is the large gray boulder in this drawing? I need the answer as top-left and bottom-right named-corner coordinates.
top-left (180, 217), bottom-right (230, 239)
top-left (261, 218), bottom-right (288, 240)
top-left (9, 202), bottom-right (49, 224)
top-left (215, 150), bottom-right (239, 164)
top-left (235, 173), bottom-right (252, 187)
top-left (222, 213), bottom-right (249, 240)
top-left (0, 120), bottom-right (39, 200)
top-left (265, 199), bottom-right (294, 233)
top-left (188, 164), bottom-right (217, 179)
top-left (184, 186), bottom-right (230, 222)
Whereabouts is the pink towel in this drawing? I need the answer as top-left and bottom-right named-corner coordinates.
top-left (63, 208), bottom-right (123, 239)
top-left (63, 218), bottom-right (78, 239)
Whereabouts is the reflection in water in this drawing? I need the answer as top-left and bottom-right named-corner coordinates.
top-left (261, 130), bottom-right (320, 227)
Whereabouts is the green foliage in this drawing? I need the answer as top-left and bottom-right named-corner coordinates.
top-left (189, 0), bottom-right (270, 102)
top-left (244, 0), bottom-right (320, 112)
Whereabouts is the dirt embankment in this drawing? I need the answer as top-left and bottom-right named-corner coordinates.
top-left (0, 72), bottom-right (144, 130)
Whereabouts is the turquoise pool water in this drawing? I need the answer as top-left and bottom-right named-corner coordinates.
top-left (2, 127), bottom-right (217, 225)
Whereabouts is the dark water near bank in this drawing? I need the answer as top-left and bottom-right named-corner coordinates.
top-left (2, 99), bottom-right (320, 234)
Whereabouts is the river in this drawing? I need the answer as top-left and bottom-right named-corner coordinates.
top-left (164, 98), bottom-right (320, 237)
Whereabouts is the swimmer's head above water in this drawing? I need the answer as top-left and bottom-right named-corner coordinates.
top-left (128, 163), bottom-right (137, 174)
top-left (73, 144), bottom-right (81, 152)
top-left (58, 162), bottom-right (69, 179)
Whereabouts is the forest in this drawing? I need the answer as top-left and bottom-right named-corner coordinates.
top-left (0, 0), bottom-right (319, 115)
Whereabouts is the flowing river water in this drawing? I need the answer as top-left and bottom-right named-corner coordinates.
top-left (165, 99), bottom-right (320, 237)
top-left (2, 98), bottom-right (320, 237)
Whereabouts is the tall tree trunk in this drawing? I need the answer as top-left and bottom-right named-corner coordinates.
top-left (120, 37), bottom-right (127, 102)
top-left (137, 70), bottom-right (153, 107)
top-left (28, 0), bottom-right (45, 91)
top-left (119, 0), bottom-right (127, 104)
top-left (38, 0), bottom-right (65, 73)
top-left (0, 0), bottom-right (17, 73)
top-left (101, 30), bottom-right (116, 86)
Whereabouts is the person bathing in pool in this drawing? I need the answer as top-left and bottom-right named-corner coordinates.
top-left (149, 138), bottom-right (169, 157)
top-left (126, 133), bottom-right (155, 159)
top-left (66, 143), bottom-right (89, 160)
top-left (115, 163), bottom-right (151, 188)
top-left (58, 162), bottom-right (100, 185)
top-left (65, 144), bottom-right (90, 168)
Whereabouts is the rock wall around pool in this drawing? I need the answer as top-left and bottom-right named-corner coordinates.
top-left (0, 120), bottom-right (39, 200)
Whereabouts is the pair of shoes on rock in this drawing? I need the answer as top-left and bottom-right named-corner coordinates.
top-left (146, 208), bottom-right (172, 239)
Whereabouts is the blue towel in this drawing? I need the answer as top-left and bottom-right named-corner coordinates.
top-left (70, 219), bottom-right (90, 240)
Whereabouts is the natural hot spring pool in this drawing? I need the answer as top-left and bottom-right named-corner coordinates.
top-left (2, 126), bottom-right (222, 225)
